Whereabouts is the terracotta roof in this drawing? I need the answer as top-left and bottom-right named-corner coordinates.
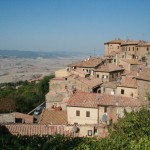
top-left (97, 94), bottom-right (148, 107)
top-left (136, 68), bottom-right (150, 81)
top-left (15, 112), bottom-right (33, 123)
top-left (121, 40), bottom-right (140, 46)
top-left (101, 81), bottom-right (117, 89)
top-left (76, 77), bottom-right (102, 88)
top-left (67, 92), bottom-right (148, 108)
top-left (122, 70), bottom-right (138, 77)
top-left (39, 109), bottom-right (67, 125)
top-left (104, 39), bottom-right (123, 44)
top-left (67, 92), bottom-right (98, 108)
top-left (136, 42), bottom-right (150, 47)
top-left (2, 124), bottom-right (65, 136)
top-left (95, 63), bottom-right (124, 72)
top-left (0, 98), bottom-right (16, 113)
top-left (69, 57), bottom-right (103, 68)
top-left (119, 76), bottom-right (137, 88)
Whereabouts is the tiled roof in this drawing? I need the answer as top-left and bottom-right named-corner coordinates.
top-left (0, 98), bottom-right (16, 113)
top-left (136, 68), bottom-right (150, 81)
top-left (15, 112), bottom-right (33, 123)
top-left (2, 124), bottom-right (65, 136)
top-left (76, 77), bottom-right (102, 88)
top-left (104, 39), bottom-right (123, 44)
top-left (122, 70), bottom-right (138, 77)
top-left (97, 94), bottom-right (148, 107)
top-left (137, 42), bottom-right (150, 47)
top-left (69, 57), bottom-right (103, 68)
top-left (67, 92), bottom-right (98, 108)
top-left (119, 76), bottom-right (137, 88)
top-left (121, 40), bottom-right (140, 46)
top-left (67, 92), bottom-right (148, 108)
top-left (101, 81), bottom-right (117, 89)
top-left (95, 63), bottom-right (124, 72)
top-left (39, 109), bottom-right (67, 125)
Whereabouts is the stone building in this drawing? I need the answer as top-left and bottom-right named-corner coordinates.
top-left (67, 92), bottom-right (148, 125)
top-left (104, 39), bottom-right (123, 56)
top-left (135, 68), bottom-right (150, 100)
top-left (116, 76), bottom-right (138, 98)
top-left (95, 63), bottom-right (124, 82)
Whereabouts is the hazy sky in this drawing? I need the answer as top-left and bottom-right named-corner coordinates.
top-left (0, 0), bottom-right (150, 54)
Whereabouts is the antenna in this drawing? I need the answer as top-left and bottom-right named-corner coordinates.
top-left (93, 48), bottom-right (96, 57)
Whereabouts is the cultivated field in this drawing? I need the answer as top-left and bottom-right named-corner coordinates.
top-left (0, 57), bottom-right (80, 83)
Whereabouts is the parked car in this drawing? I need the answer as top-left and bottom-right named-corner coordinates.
top-left (34, 107), bottom-right (42, 115)
top-left (40, 103), bottom-right (46, 109)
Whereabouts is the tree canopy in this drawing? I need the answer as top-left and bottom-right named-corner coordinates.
top-left (0, 75), bottom-right (54, 113)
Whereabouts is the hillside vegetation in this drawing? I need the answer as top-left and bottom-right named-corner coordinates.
top-left (0, 108), bottom-right (150, 150)
top-left (0, 75), bottom-right (54, 113)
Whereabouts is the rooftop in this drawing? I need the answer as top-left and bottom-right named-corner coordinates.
top-left (119, 76), bottom-right (137, 88)
top-left (104, 39), bottom-right (123, 44)
top-left (101, 81), bottom-right (117, 89)
top-left (67, 92), bottom-right (148, 108)
top-left (136, 68), bottom-right (150, 81)
top-left (98, 94), bottom-right (148, 107)
top-left (67, 92), bottom-right (98, 108)
top-left (15, 112), bottom-right (33, 123)
top-left (95, 63), bottom-right (124, 72)
top-left (76, 76), bottom-right (102, 88)
top-left (39, 109), bottom-right (67, 125)
top-left (2, 124), bottom-right (65, 136)
top-left (69, 57), bottom-right (103, 68)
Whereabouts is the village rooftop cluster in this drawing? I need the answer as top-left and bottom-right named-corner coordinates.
top-left (1, 39), bottom-right (150, 137)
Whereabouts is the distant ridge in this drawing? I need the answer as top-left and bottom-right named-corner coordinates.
top-left (0, 50), bottom-right (90, 59)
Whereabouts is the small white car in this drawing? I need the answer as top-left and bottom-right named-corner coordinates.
top-left (34, 107), bottom-right (42, 115)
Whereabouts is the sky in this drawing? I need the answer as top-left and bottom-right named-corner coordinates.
top-left (0, 0), bottom-right (150, 54)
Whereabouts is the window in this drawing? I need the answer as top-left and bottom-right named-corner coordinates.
top-left (147, 47), bottom-right (149, 51)
top-left (97, 74), bottom-right (99, 78)
top-left (137, 48), bottom-right (138, 51)
top-left (76, 110), bottom-right (80, 116)
top-left (114, 59), bottom-right (116, 62)
top-left (121, 89), bottom-right (124, 95)
top-left (104, 106), bottom-right (107, 113)
top-left (112, 74), bottom-right (114, 78)
top-left (133, 47), bottom-right (134, 51)
top-left (86, 111), bottom-right (90, 117)
top-left (118, 46), bottom-right (119, 49)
